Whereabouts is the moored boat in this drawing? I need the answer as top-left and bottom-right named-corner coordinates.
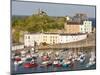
top-left (62, 60), bottom-right (70, 67)
top-left (53, 59), bottom-right (62, 67)
top-left (14, 60), bottom-right (23, 66)
top-left (24, 62), bottom-right (38, 68)
top-left (77, 53), bottom-right (86, 63)
top-left (15, 57), bottom-right (21, 62)
top-left (25, 53), bottom-right (32, 61)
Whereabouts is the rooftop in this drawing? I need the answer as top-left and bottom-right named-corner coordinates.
top-left (25, 32), bottom-right (87, 35)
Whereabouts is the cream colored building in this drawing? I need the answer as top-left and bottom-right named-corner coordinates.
top-left (24, 33), bottom-right (59, 47)
top-left (64, 21), bottom-right (92, 34)
top-left (42, 33), bottom-right (59, 44)
top-left (64, 22), bottom-right (81, 34)
top-left (24, 33), bottom-right (87, 47)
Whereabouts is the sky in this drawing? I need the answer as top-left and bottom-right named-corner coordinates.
top-left (12, 1), bottom-right (96, 18)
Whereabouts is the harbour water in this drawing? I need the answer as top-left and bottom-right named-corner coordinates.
top-left (11, 47), bottom-right (96, 75)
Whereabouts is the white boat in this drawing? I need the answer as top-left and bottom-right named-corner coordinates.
top-left (77, 53), bottom-right (86, 63)
top-left (14, 60), bottom-right (23, 66)
top-left (21, 51), bottom-right (26, 56)
top-left (26, 54), bottom-right (32, 58)
top-left (40, 60), bottom-right (52, 67)
top-left (41, 61), bottom-right (48, 65)
top-left (30, 59), bottom-right (35, 64)
top-left (21, 57), bottom-right (26, 62)
top-left (18, 61), bottom-right (24, 65)
top-left (53, 59), bottom-right (62, 67)
top-left (14, 61), bottom-right (18, 65)
top-left (79, 56), bottom-right (85, 63)
top-left (53, 60), bottom-right (59, 65)
top-left (32, 53), bottom-right (38, 58)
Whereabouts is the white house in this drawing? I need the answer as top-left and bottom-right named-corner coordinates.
top-left (24, 33), bottom-right (59, 47)
top-left (59, 33), bottom-right (87, 43)
top-left (42, 33), bottom-right (59, 44)
top-left (80, 21), bottom-right (92, 33)
top-left (24, 33), bottom-right (43, 47)
top-left (24, 33), bottom-right (87, 47)
top-left (12, 44), bottom-right (24, 51)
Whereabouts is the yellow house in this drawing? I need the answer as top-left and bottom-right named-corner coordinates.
top-left (64, 22), bottom-right (81, 34)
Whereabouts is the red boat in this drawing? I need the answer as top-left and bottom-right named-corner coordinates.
top-left (53, 59), bottom-right (62, 67)
top-left (55, 64), bottom-right (62, 67)
top-left (24, 63), bottom-right (38, 68)
top-left (15, 57), bottom-right (21, 62)
top-left (47, 63), bottom-right (52, 67)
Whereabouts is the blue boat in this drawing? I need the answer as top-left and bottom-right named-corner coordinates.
top-left (62, 64), bottom-right (69, 67)
top-left (26, 58), bottom-right (32, 61)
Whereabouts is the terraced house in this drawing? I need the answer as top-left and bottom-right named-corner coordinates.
top-left (24, 33), bottom-right (87, 47)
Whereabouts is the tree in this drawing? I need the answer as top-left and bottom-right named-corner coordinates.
top-left (12, 13), bottom-right (66, 43)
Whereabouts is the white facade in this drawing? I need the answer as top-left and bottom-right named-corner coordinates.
top-left (12, 44), bottom-right (24, 51)
top-left (24, 33), bottom-right (59, 47)
top-left (24, 33), bottom-right (87, 47)
top-left (80, 21), bottom-right (92, 33)
top-left (42, 33), bottom-right (59, 44)
top-left (59, 34), bottom-right (87, 43)
top-left (24, 33), bottom-right (43, 46)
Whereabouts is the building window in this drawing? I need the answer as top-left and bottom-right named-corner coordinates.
top-left (50, 39), bottom-right (51, 41)
top-left (55, 36), bottom-right (57, 39)
top-left (81, 28), bottom-right (82, 30)
top-left (26, 36), bottom-right (27, 39)
top-left (28, 36), bottom-right (30, 39)
top-left (43, 36), bottom-right (45, 38)
top-left (43, 39), bottom-right (45, 41)
top-left (50, 36), bottom-right (52, 39)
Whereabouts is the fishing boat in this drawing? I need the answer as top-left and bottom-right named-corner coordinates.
top-left (62, 60), bottom-right (70, 67)
top-left (46, 61), bottom-right (52, 67)
top-left (25, 53), bottom-right (32, 61)
top-left (15, 56), bottom-right (21, 62)
top-left (21, 57), bottom-right (26, 62)
top-left (21, 51), bottom-right (26, 57)
top-left (14, 55), bottom-right (25, 66)
top-left (53, 59), bottom-right (62, 67)
top-left (79, 56), bottom-right (85, 63)
top-left (18, 61), bottom-right (24, 65)
top-left (14, 61), bottom-right (18, 66)
top-left (40, 54), bottom-right (52, 67)
top-left (41, 60), bottom-right (52, 67)
top-left (41, 61), bottom-right (48, 65)
top-left (14, 60), bottom-right (23, 66)
top-left (32, 53), bottom-right (38, 59)
top-left (24, 63), bottom-right (38, 68)
top-left (24, 60), bottom-right (38, 68)
top-left (77, 53), bottom-right (86, 63)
